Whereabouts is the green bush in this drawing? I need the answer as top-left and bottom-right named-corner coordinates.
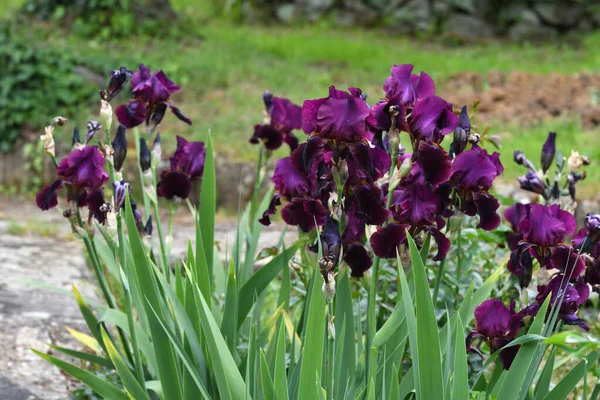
top-left (0, 24), bottom-right (94, 152)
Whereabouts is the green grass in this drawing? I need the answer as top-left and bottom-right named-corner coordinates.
top-left (3, 1), bottom-right (600, 191)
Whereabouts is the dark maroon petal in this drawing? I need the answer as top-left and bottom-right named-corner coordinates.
top-left (281, 198), bottom-right (326, 232)
top-left (391, 183), bottom-right (440, 226)
top-left (259, 194), bottom-right (281, 226)
top-left (270, 97), bottom-right (302, 132)
top-left (353, 183), bottom-right (391, 226)
top-left (250, 124), bottom-right (283, 150)
top-left (411, 71), bottom-right (436, 102)
top-left (474, 299), bottom-right (519, 339)
top-left (116, 100), bottom-right (147, 128)
top-left (153, 70), bottom-right (181, 96)
top-left (370, 223), bottom-right (407, 259)
top-left (283, 132), bottom-right (299, 152)
top-left (36, 179), bottom-right (63, 211)
top-left (290, 137), bottom-right (327, 175)
top-left (383, 64), bottom-right (415, 104)
top-left (342, 204), bottom-right (366, 243)
top-left (56, 146), bottom-right (109, 189)
top-left (451, 146), bottom-right (503, 191)
top-left (170, 136), bottom-right (206, 180)
top-left (427, 227), bottom-right (450, 261)
top-left (522, 204), bottom-right (576, 247)
top-left (416, 142), bottom-right (452, 186)
top-left (408, 96), bottom-right (458, 142)
top-left (157, 170), bottom-right (192, 199)
top-left (545, 245), bottom-right (586, 279)
top-left (303, 198), bottom-right (328, 217)
top-left (86, 188), bottom-right (107, 224)
top-left (504, 203), bottom-right (530, 232)
top-left (273, 156), bottom-right (311, 198)
top-left (130, 64), bottom-right (151, 89)
top-left (473, 193), bottom-right (501, 231)
top-left (168, 103), bottom-right (192, 125)
top-left (315, 86), bottom-right (372, 142)
top-left (368, 99), bottom-right (408, 133)
top-left (302, 97), bottom-right (327, 134)
top-left (494, 337), bottom-right (519, 370)
top-left (343, 243), bottom-right (373, 277)
top-left (346, 142), bottom-right (391, 182)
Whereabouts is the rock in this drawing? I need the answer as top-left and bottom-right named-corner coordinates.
top-left (0, 374), bottom-right (39, 400)
top-left (276, 4), bottom-right (298, 23)
top-left (444, 13), bottom-right (495, 39)
top-left (389, 0), bottom-right (432, 33)
top-left (335, 9), bottom-right (357, 27)
top-left (508, 21), bottom-right (558, 42)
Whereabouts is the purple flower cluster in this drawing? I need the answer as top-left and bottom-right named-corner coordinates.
top-left (157, 136), bottom-right (206, 200)
top-left (260, 64), bottom-right (504, 276)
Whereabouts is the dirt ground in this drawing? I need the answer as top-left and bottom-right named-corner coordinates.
top-left (440, 71), bottom-right (600, 128)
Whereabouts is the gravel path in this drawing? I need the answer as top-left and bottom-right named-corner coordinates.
top-left (0, 196), bottom-right (294, 399)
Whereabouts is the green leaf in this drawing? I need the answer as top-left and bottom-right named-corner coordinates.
top-left (222, 261), bottom-right (239, 352)
top-left (373, 292), bottom-right (406, 348)
top-left (298, 270), bottom-right (326, 399)
top-left (543, 350), bottom-right (600, 400)
top-left (260, 349), bottom-right (275, 400)
top-left (534, 347), bottom-right (555, 400)
top-left (334, 269), bottom-right (356, 400)
top-left (32, 349), bottom-right (128, 400)
top-left (451, 314), bottom-right (468, 400)
top-left (397, 254), bottom-right (418, 397)
top-left (49, 345), bottom-right (113, 368)
top-left (188, 264), bottom-right (248, 399)
top-left (407, 233), bottom-right (444, 400)
top-left (237, 242), bottom-right (300, 327)
top-left (72, 284), bottom-right (107, 355)
top-left (124, 194), bottom-right (182, 400)
top-left (277, 243), bottom-right (291, 311)
top-left (194, 212), bottom-right (212, 304)
top-left (101, 327), bottom-right (150, 400)
top-left (199, 132), bottom-right (216, 281)
top-left (495, 295), bottom-right (551, 399)
top-left (273, 317), bottom-right (289, 400)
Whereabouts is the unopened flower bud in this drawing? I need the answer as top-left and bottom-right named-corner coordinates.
top-left (85, 119), bottom-right (102, 144)
top-left (541, 132), bottom-right (557, 174)
top-left (151, 134), bottom-right (162, 168)
top-left (105, 66), bottom-right (132, 102)
top-left (72, 127), bottom-right (81, 147)
top-left (517, 171), bottom-right (546, 196)
top-left (452, 106), bottom-right (470, 156)
top-left (100, 100), bottom-right (113, 131)
top-left (144, 216), bottom-right (153, 237)
top-left (513, 150), bottom-right (536, 171)
top-left (399, 157), bottom-right (412, 178)
top-left (112, 125), bottom-right (127, 172)
top-left (263, 91), bottom-right (273, 111)
top-left (131, 202), bottom-right (144, 233)
top-left (113, 180), bottom-right (131, 210)
top-left (51, 116), bottom-right (68, 127)
top-left (139, 138), bottom-right (151, 172)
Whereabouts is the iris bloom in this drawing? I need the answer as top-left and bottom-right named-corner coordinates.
top-left (116, 64), bottom-right (192, 130)
top-left (250, 93), bottom-right (303, 151)
top-left (157, 136), bottom-right (206, 200)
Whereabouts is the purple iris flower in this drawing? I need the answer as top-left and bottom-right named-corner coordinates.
top-left (520, 204), bottom-right (576, 248)
top-left (116, 64), bottom-right (192, 129)
top-left (56, 146), bottom-right (109, 189)
top-left (451, 145), bottom-right (503, 192)
top-left (157, 136), bottom-right (206, 200)
top-left (383, 64), bottom-right (435, 106)
top-left (36, 179), bottom-right (63, 211)
top-left (86, 189), bottom-right (108, 224)
top-left (471, 299), bottom-right (524, 370)
top-left (536, 275), bottom-right (589, 330)
top-left (407, 95), bottom-right (459, 143)
top-left (250, 95), bottom-right (302, 151)
top-left (302, 86), bottom-right (372, 142)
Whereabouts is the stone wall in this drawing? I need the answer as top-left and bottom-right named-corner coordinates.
top-left (248, 0), bottom-right (600, 40)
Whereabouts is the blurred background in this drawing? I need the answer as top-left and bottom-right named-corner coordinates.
top-left (0, 0), bottom-right (600, 209)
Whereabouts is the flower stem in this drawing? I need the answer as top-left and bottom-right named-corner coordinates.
top-left (151, 167), bottom-right (171, 282)
top-left (365, 145), bottom-right (397, 380)
top-left (249, 145), bottom-right (265, 225)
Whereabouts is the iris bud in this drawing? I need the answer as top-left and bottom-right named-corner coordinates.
top-left (113, 180), bottom-right (131, 210)
top-left (112, 125), bottom-right (127, 172)
top-left (541, 132), bottom-right (557, 174)
top-left (85, 120), bottom-right (102, 144)
top-left (72, 127), bottom-right (81, 147)
top-left (262, 91), bottom-right (273, 111)
top-left (106, 66), bottom-right (132, 102)
top-left (452, 105), bottom-right (470, 156)
top-left (517, 171), bottom-right (546, 196)
top-left (152, 134), bottom-right (162, 168)
top-left (139, 138), bottom-right (151, 172)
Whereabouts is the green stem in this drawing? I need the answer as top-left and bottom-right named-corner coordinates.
top-left (365, 145), bottom-right (397, 380)
top-left (326, 302), bottom-right (335, 400)
top-left (432, 257), bottom-right (446, 305)
top-left (151, 167), bottom-right (170, 282)
top-left (249, 145), bottom-right (265, 225)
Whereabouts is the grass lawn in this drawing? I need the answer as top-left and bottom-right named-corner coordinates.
top-left (2, 0), bottom-right (600, 195)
